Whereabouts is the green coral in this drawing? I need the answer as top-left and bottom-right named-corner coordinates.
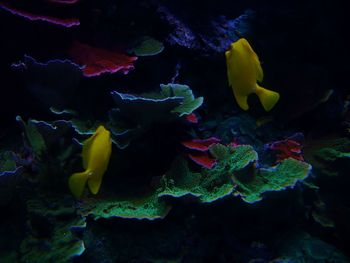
top-left (278, 231), bottom-right (349, 262)
top-left (160, 83), bottom-right (204, 116)
top-left (160, 145), bottom-right (311, 204)
top-left (0, 151), bottom-right (16, 172)
top-left (233, 158), bottom-right (312, 203)
top-left (79, 193), bottom-right (171, 220)
top-left (108, 83), bottom-right (203, 148)
top-left (78, 145), bottom-right (311, 222)
top-left (305, 137), bottom-right (350, 176)
top-left (20, 196), bottom-right (86, 263)
top-left (50, 107), bottom-right (100, 135)
top-left (313, 138), bottom-right (350, 162)
top-left (16, 116), bottom-right (46, 158)
top-left (129, 36), bottom-right (164, 56)
top-left (159, 145), bottom-right (258, 203)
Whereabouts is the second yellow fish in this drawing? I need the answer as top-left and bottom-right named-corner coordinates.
top-left (69, 125), bottom-right (112, 198)
top-left (225, 38), bottom-right (280, 111)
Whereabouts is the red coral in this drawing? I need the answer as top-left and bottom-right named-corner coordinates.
top-left (181, 137), bottom-right (220, 169)
top-left (69, 41), bottom-right (138, 77)
top-left (188, 153), bottom-right (217, 169)
top-left (0, 1), bottom-right (80, 27)
top-left (266, 138), bottom-right (304, 162)
top-left (185, 113), bottom-right (198, 124)
top-left (181, 137), bottom-right (241, 169)
top-left (181, 137), bottom-right (220, 151)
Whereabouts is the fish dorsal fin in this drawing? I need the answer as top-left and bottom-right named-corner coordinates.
top-left (82, 126), bottom-right (104, 169)
top-left (240, 38), bottom-right (264, 83)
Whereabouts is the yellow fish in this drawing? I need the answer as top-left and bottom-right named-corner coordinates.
top-left (225, 38), bottom-right (280, 111)
top-left (69, 125), bottom-right (112, 198)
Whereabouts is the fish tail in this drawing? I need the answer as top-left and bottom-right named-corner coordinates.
top-left (68, 170), bottom-right (89, 198)
top-left (255, 84), bottom-right (280, 111)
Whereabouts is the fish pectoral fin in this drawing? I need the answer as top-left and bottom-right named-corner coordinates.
top-left (69, 171), bottom-right (89, 198)
top-left (234, 92), bottom-right (249, 111)
top-left (87, 175), bottom-right (103, 195)
top-left (255, 84), bottom-right (280, 111)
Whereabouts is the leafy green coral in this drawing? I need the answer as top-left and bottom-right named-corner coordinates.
top-left (305, 137), bottom-right (350, 176)
top-left (160, 83), bottom-right (204, 116)
top-left (20, 195), bottom-right (85, 263)
top-left (79, 193), bottom-right (171, 220)
top-left (16, 116), bottom-right (46, 158)
top-left (278, 231), bottom-right (349, 262)
top-left (78, 144), bottom-right (311, 222)
top-left (50, 107), bottom-right (101, 135)
top-left (159, 145), bottom-right (258, 203)
top-left (0, 151), bottom-right (23, 206)
top-left (129, 36), bottom-right (164, 56)
top-left (108, 83), bottom-right (203, 148)
top-left (15, 116), bottom-right (81, 191)
top-left (313, 137), bottom-right (350, 162)
top-left (160, 144), bottom-right (311, 204)
top-left (233, 158), bottom-right (312, 203)
top-left (0, 151), bottom-right (16, 172)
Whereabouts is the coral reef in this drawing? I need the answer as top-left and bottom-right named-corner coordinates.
top-left (1, 0), bottom-right (349, 261)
